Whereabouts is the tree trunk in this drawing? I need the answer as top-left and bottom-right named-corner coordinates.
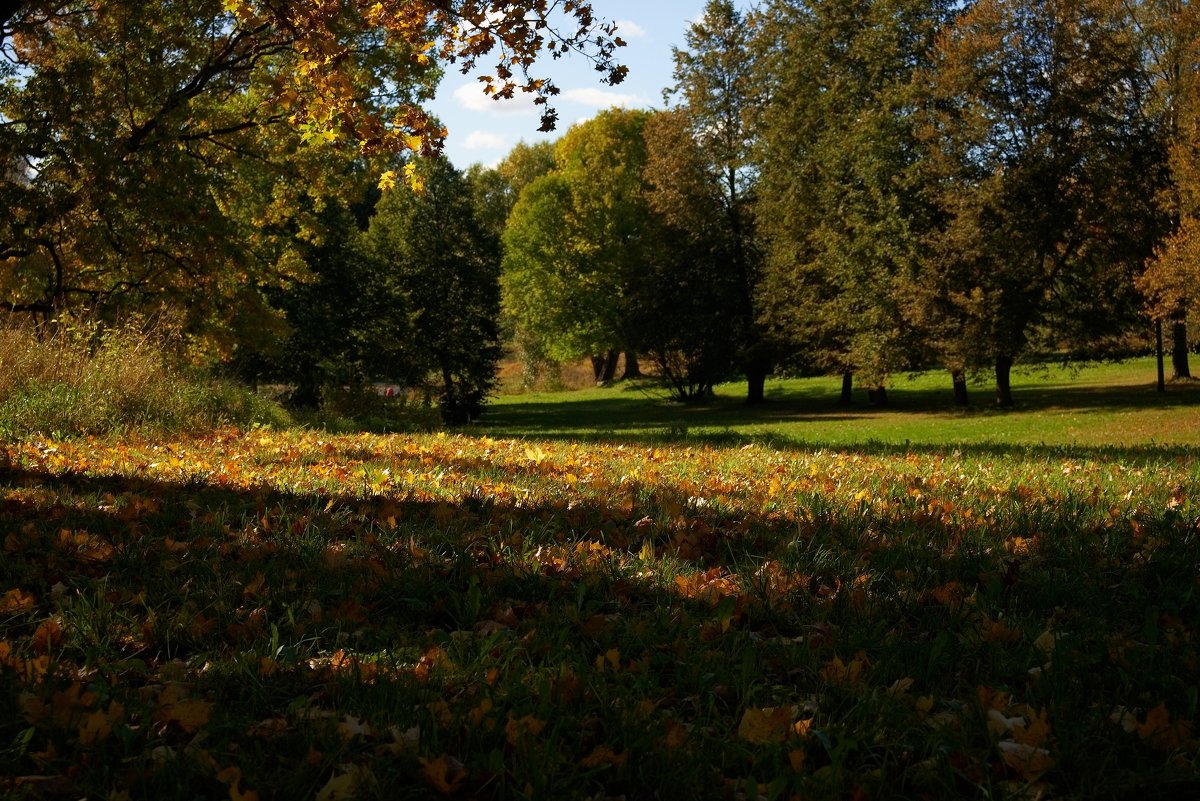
top-left (868, 386), bottom-right (888, 406)
top-left (952, 369), bottom-right (969, 406)
top-left (1156, 319), bottom-right (1166, 393)
top-left (598, 349), bottom-right (620, 384)
top-left (590, 355), bottom-right (606, 384)
top-left (1171, 318), bottom-right (1191, 379)
top-left (621, 351), bottom-right (641, 379)
top-left (995, 354), bottom-right (1014, 406)
top-left (290, 365), bottom-right (322, 409)
top-left (746, 367), bottom-right (766, 404)
top-left (839, 372), bottom-right (853, 405)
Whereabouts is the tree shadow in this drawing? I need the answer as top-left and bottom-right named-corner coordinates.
top-left (3, 441), bottom-right (1196, 799)
top-left (478, 376), bottom-right (1200, 463)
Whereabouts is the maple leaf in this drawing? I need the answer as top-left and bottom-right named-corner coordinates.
top-left (0, 588), bottom-right (36, 614)
top-left (737, 707), bottom-right (794, 744)
top-left (316, 765), bottom-right (376, 801)
top-left (998, 741), bottom-right (1054, 782)
top-left (31, 618), bottom-right (64, 654)
top-left (78, 701), bottom-right (125, 745)
top-left (155, 685), bottom-right (213, 733)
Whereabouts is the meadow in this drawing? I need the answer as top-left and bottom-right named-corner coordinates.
top-left (2, 358), bottom-right (1198, 800)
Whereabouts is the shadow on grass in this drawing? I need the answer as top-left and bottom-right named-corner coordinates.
top-left (3, 447), bottom-right (1198, 799)
top-left (479, 377), bottom-right (1200, 462)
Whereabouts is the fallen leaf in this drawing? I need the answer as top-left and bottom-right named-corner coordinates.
top-left (419, 755), bottom-right (466, 795)
top-left (1137, 704), bottom-right (1192, 751)
top-left (505, 714), bottom-right (547, 746)
top-left (737, 707), bottom-right (794, 744)
top-left (580, 745), bottom-right (627, 768)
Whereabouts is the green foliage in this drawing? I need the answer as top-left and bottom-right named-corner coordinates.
top-left (641, 1), bottom-right (767, 402)
top-left (501, 110), bottom-right (653, 371)
top-left (913, 0), bottom-right (1159, 395)
top-left (637, 109), bottom-right (743, 400)
top-left (754, 0), bottom-right (950, 390)
top-left (365, 158), bottom-right (502, 425)
top-left (0, 323), bottom-right (289, 438)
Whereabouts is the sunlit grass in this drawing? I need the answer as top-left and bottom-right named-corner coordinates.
top-left (486, 357), bottom-right (1200, 449)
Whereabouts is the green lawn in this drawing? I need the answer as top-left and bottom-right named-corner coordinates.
top-left (486, 357), bottom-right (1200, 451)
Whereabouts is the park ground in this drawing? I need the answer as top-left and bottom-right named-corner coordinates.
top-left (2, 357), bottom-right (1198, 799)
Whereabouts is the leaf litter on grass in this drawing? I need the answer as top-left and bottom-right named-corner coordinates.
top-left (1, 430), bottom-right (1198, 799)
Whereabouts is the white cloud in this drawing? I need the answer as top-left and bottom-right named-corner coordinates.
top-left (561, 87), bottom-right (646, 109)
top-left (463, 130), bottom-right (506, 151)
top-left (452, 81), bottom-right (537, 115)
top-left (614, 19), bottom-right (646, 38)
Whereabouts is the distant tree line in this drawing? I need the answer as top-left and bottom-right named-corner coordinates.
top-left (490, 0), bottom-right (1198, 406)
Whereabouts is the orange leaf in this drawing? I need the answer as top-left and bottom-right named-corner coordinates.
top-left (218, 766), bottom-right (261, 801)
top-left (998, 741), bottom-right (1054, 782)
top-left (1137, 704), bottom-right (1192, 751)
top-left (0, 588), bottom-right (36, 614)
top-left (505, 714), bottom-right (547, 746)
top-left (1012, 708), bottom-right (1051, 748)
top-left (580, 745), bottom-right (627, 768)
top-left (419, 755), bottom-right (466, 795)
top-left (31, 618), bottom-right (64, 654)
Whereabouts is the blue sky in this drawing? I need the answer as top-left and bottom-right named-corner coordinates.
top-left (427, 2), bottom-right (717, 168)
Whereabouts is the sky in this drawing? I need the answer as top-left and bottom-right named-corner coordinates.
top-left (426, 1), bottom-right (716, 169)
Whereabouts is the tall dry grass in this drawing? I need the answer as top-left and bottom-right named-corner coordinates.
top-left (0, 322), bottom-right (289, 438)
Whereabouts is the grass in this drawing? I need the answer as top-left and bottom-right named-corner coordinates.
top-left (484, 357), bottom-right (1200, 451)
top-left (0, 323), bottom-right (290, 439)
top-left (1, 357), bottom-right (1198, 799)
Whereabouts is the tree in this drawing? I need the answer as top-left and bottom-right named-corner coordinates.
top-left (1133, 0), bottom-right (1200, 380)
top-left (501, 109), bottom-right (653, 385)
top-left (636, 109), bottom-right (744, 400)
top-left (663, 0), bottom-right (768, 402)
top-left (755, 0), bottom-right (949, 405)
top-left (915, 0), bottom-right (1154, 405)
top-left (1, 1), bottom-right (623, 351)
top-left (364, 158), bottom-right (502, 424)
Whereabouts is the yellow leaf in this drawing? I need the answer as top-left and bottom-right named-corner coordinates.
top-left (377, 170), bottom-right (398, 191)
top-left (737, 707), bottom-right (793, 744)
top-left (156, 685), bottom-right (212, 733)
top-left (404, 162), bottom-right (424, 192)
top-left (78, 702), bottom-right (124, 745)
top-left (316, 765), bottom-right (374, 801)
